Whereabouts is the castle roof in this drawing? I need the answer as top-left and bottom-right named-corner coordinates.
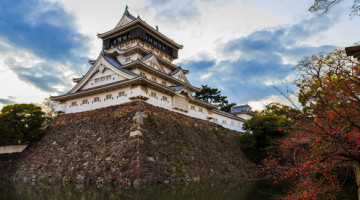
top-left (230, 105), bottom-right (256, 116)
top-left (98, 12), bottom-right (183, 50)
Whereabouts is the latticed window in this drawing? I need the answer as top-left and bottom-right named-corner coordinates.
top-left (222, 120), bottom-right (227, 125)
top-left (94, 97), bottom-right (100, 102)
top-left (106, 94), bottom-right (112, 99)
top-left (82, 99), bottom-right (88, 104)
top-left (151, 77), bottom-right (157, 82)
top-left (100, 77), bottom-right (105, 81)
top-left (198, 108), bottom-right (203, 113)
top-left (119, 91), bottom-right (125, 97)
top-left (95, 78), bottom-right (99, 83)
top-left (190, 105), bottom-right (195, 110)
top-left (106, 75), bottom-right (111, 80)
top-left (125, 57), bottom-right (130, 62)
top-left (151, 92), bottom-right (156, 97)
top-left (162, 96), bottom-right (168, 101)
top-left (161, 81), bottom-right (166, 86)
top-left (71, 102), bottom-right (77, 106)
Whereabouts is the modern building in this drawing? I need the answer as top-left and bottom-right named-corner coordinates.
top-left (51, 8), bottom-right (252, 132)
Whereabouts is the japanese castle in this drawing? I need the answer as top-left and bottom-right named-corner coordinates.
top-left (51, 8), bottom-right (253, 132)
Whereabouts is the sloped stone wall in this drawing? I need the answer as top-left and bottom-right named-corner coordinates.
top-left (8, 101), bottom-right (253, 185)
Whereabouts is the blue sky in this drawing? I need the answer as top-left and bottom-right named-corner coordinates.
top-left (0, 0), bottom-right (359, 110)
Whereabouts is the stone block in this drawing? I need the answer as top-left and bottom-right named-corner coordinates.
top-left (130, 130), bottom-right (142, 137)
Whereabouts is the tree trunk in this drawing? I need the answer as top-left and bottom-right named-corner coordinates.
top-left (353, 162), bottom-right (360, 200)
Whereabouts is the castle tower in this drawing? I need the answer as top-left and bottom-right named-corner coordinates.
top-left (51, 7), bottom-right (246, 132)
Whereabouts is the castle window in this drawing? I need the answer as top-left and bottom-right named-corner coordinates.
top-left (150, 92), bottom-right (156, 97)
top-left (82, 99), bottom-right (88, 104)
top-left (198, 108), bottom-right (203, 113)
top-left (117, 37), bottom-right (121, 42)
top-left (122, 35), bottom-right (127, 40)
top-left (100, 77), bottom-right (105, 81)
top-left (151, 77), bottom-right (157, 82)
top-left (213, 118), bottom-right (218, 123)
top-left (222, 120), bottom-right (227, 125)
top-left (231, 122), bottom-right (235, 126)
top-left (95, 78), bottom-right (99, 83)
top-left (237, 123), bottom-right (241, 127)
top-left (190, 105), bottom-right (195, 110)
top-left (119, 91), bottom-right (125, 97)
top-left (161, 81), bottom-right (166, 86)
top-left (94, 97), bottom-right (100, 102)
top-left (140, 72), bottom-right (146, 77)
top-left (106, 94), bottom-right (112, 100)
top-left (71, 102), bottom-right (77, 106)
top-left (106, 75), bottom-right (111, 80)
top-left (125, 57), bottom-right (130, 62)
top-left (162, 96), bottom-right (167, 101)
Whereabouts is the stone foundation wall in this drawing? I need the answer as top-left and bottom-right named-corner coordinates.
top-left (8, 101), bottom-right (253, 185)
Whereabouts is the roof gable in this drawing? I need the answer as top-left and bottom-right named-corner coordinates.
top-left (170, 68), bottom-right (190, 85)
top-left (114, 11), bottom-right (136, 29)
top-left (141, 53), bottom-right (166, 73)
top-left (67, 54), bottom-right (137, 94)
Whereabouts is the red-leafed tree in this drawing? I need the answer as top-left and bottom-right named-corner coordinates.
top-left (264, 49), bottom-right (360, 199)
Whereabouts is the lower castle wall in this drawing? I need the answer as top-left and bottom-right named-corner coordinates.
top-left (8, 102), bottom-right (253, 185)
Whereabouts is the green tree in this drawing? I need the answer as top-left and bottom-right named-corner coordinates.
top-left (239, 103), bottom-right (292, 163)
top-left (195, 85), bottom-right (235, 111)
top-left (0, 103), bottom-right (46, 145)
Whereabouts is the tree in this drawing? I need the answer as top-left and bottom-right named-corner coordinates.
top-left (195, 85), bottom-right (235, 111)
top-left (264, 49), bottom-right (360, 199)
top-left (41, 97), bottom-right (58, 125)
top-left (309, 0), bottom-right (360, 17)
top-left (0, 103), bottom-right (46, 145)
top-left (240, 103), bottom-right (291, 163)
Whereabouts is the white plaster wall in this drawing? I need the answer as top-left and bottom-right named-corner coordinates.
top-left (117, 53), bottom-right (141, 64)
top-left (212, 113), bottom-right (244, 132)
top-left (63, 86), bottom-right (131, 113)
top-left (143, 88), bottom-right (172, 110)
top-left (81, 69), bottom-right (127, 90)
top-left (187, 103), bottom-right (208, 120)
top-left (57, 87), bottom-right (245, 132)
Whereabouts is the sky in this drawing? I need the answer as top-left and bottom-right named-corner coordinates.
top-left (0, 0), bottom-right (359, 110)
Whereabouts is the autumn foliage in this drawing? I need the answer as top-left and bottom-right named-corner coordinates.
top-left (264, 49), bottom-right (360, 199)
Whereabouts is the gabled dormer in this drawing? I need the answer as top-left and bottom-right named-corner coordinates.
top-left (67, 52), bottom-right (138, 94)
top-left (140, 53), bottom-right (165, 73)
top-left (170, 68), bottom-right (190, 85)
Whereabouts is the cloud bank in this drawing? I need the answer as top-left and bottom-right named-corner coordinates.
top-left (183, 15), bottom-right (337, 104)
top-left (0, 0), bottom-right (90, 94)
